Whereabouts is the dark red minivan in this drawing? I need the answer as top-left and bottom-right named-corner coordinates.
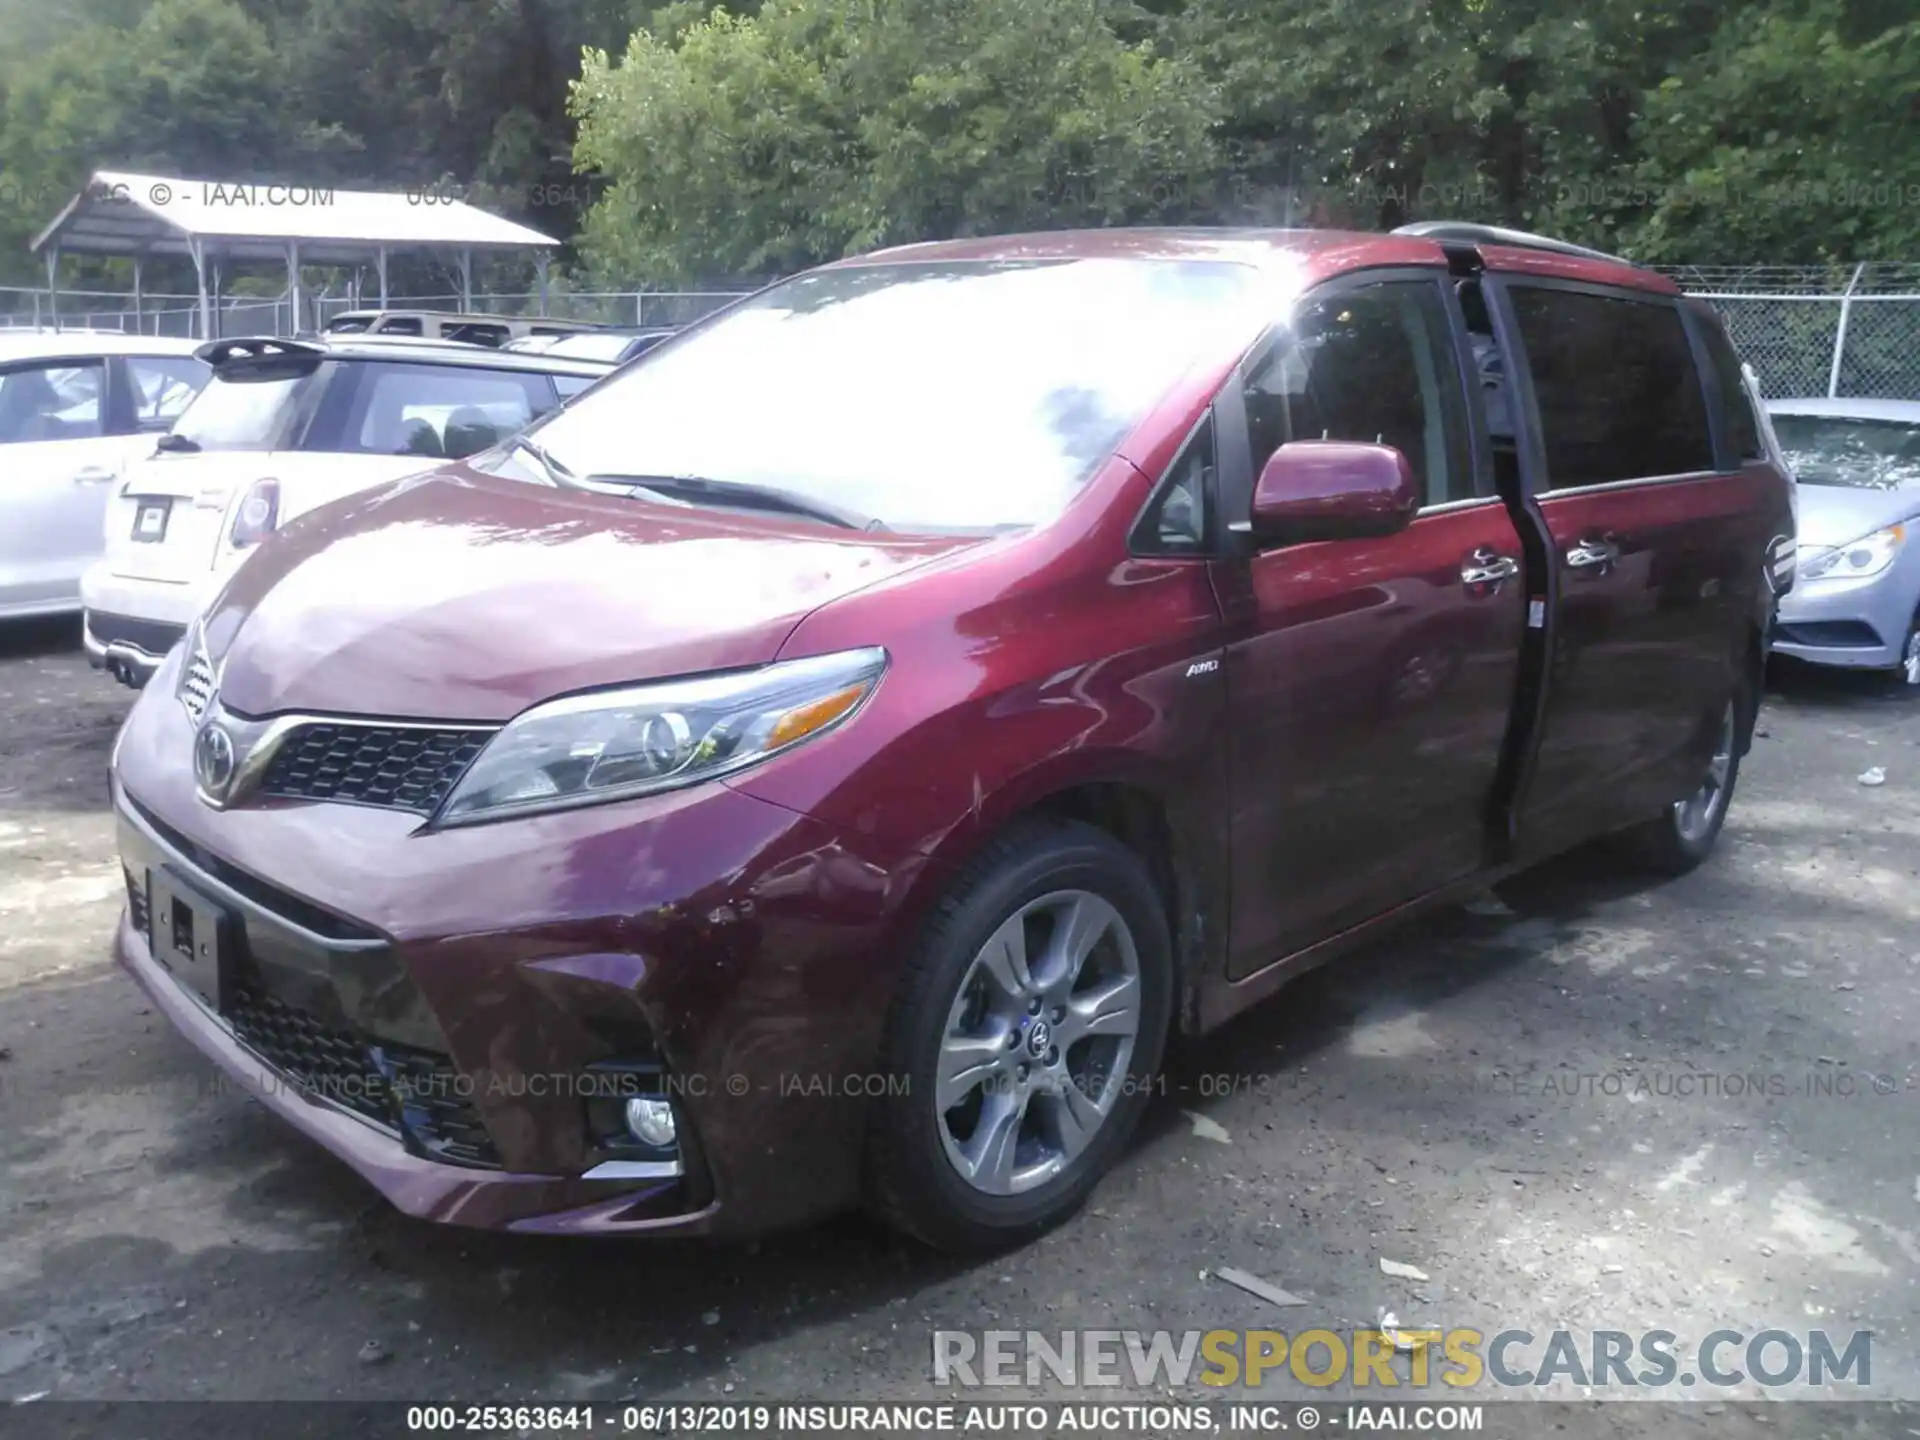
top-left (110, 225), bottom-right (1794, 1250)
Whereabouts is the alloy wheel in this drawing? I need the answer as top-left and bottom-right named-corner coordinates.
top-left (1673, 701), bottom-right (1736, 843)
top-left (935, 889), bottom-right (1142, 1197)
top-left (1903, 624), bottom-right (1920, 686)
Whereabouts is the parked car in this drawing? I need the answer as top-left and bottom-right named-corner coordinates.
top-left (81, 334), bottom-right (610, 684)
top-left (322, 310), bottom-right (601, 348)
top-left (1767, 398), bottom-right (1920, 683)
top-left (109, 225), bottom-right (1791, 1250)
top-left (505, 328), bottom-right (678, 365)
top-left (0, 333), bottom-right (209, 621)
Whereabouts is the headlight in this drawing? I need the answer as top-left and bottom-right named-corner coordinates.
top-left (434, 647), bottom-right (887, 826)
top-left (1798, 524), bottom-right (1906, 582)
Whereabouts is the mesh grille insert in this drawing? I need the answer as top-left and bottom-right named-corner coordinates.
top-left (259, 724), bottom-right (491, 815)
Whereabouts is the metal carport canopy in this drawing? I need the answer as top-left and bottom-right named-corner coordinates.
top-left (30, 169), bottom-right (561, 332)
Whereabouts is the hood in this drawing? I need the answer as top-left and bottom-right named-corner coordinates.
top-left (1792, 482), bottom-right (1920, 550)
top-left (205, 469), bottom-right (979, 720)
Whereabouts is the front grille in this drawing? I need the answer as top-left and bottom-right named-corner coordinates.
top-left (227, 978), bottom-right (392, 1126)
top-left (259, 723), bottom-right (492, 815)
top-left (180, 647), bottom-right (215, 724)
top-left (224, 976), bottom-right (501, 1167)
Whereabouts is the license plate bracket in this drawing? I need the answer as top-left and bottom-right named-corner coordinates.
top-left (147, 866), bottom-right (233, 1013)
top-left (132, 500), bottom-right (170, 543)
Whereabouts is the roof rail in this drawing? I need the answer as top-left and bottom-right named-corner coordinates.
top-left (195, 336), bottom-right (328, 368)
top-left (1391, 221), bottom-right (1634, 268)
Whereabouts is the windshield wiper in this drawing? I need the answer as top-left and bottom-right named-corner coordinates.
top-left (155, 433), bottom-right (200, 453)
top-left (507, 435), bottom-right (575, 486)
top-left (587, 473), bottom-right (884, 532)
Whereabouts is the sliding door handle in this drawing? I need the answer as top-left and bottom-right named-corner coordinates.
top-left (1565, 537), bottom-right (1619, 570)
top-left (1461, 548), bottom-right (1520, 586)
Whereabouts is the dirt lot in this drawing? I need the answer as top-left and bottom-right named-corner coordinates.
top-left (3, 613), bottom-right (1918, 1427)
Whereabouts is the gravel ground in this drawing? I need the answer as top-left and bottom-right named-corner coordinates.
top-left (2, 613), bottom-right (1917, 1433)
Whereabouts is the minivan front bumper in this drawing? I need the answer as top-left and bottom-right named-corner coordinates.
top-left (111, 653), bottom-right (941, 1237)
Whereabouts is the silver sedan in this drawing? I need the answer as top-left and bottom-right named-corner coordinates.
top-left (1769, 398), bottom-right (1920, 684)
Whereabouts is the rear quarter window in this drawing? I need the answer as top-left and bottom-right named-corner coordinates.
top-left (1690, 308), bottom-right (1766, 463)
top-left (1510, 286), bottom-right (1715, 488)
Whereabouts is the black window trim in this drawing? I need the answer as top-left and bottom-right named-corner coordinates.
top-left (1212, 265), bottom-right (1492, 542)
top-left (1491, 275), bottom-right (1721, 497)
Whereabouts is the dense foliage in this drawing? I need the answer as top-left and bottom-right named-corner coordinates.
top-left (0, 0), bottom-right (1914, 288)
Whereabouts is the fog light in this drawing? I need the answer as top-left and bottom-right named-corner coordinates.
top-left (624, 1096), bottom-right (677, 1148)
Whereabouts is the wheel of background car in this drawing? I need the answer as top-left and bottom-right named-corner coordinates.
top-left (1618, 680), bottom-right (1747, 876)
top-left (1902, 608), bottom-right (1920, 687)
top-left (864, 819), bottom-right (1172, 1251)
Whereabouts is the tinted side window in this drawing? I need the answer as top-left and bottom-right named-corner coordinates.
top-left (0, 360), bottom-right (105, 444)
top-left (374, 317), bottom-right (424, 337)
top-left (1510, 287), bottom-right (1713, 488)
top-left (1241, 280), bottom-right (1474, 506)
top-left (1692, 311), bottom-right (1764, 462)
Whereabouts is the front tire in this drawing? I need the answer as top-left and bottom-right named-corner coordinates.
top-left (864, 819), bottom-right (1173, 1252)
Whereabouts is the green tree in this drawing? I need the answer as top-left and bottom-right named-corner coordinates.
top-left (570, 0), bottom-right (1221, 285)
top-left (1613, 0), bottom-right (1920, 263)
top-left (0, 0), bottom-right (321, 281)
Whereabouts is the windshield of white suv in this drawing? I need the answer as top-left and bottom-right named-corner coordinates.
top-left (523, 258), bottom-right (1261, 531)
top-left (1773, 414), bottom-right (1920, 490)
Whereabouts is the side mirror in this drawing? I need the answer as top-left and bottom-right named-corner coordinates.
top-left (1241, 440), bottom-right (1421, 547)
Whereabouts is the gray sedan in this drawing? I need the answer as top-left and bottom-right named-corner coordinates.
top-left (1769, 398), bottom-right (1920, 684)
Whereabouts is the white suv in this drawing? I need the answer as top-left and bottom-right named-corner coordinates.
top-left (0, 332), bottom-right (209, 621)
top-left (81, 334), bottom-right (611, 684)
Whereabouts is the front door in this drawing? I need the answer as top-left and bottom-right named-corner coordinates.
top-left (1213, 275), bottom-right (1528, 976)
top-left (0, 357), bottom-right (121, 615)
top-left (1492, 280), bottom-right (1756, 853)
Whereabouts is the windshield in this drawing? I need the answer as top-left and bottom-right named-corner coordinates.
top-left (1772, 413), bottom-right (1920, 490)
top-left (524, 258), bottom-right (1261, 531)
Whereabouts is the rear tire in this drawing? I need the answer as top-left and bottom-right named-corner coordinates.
top-left (1618, 679), bottom-right (1748, 876)
top-left (864, 819), bottom-right (1172, 1252)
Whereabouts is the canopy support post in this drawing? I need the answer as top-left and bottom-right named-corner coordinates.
top-left (44, 245), bottom-right (60, 332)
top-left (458, 246), bottom-right (474, 312)
top-left (377, 246), bottom-right (389, 309)
top-left (536, 251), bottom-right (550, 318)
top-left (132, 254), bottom-right (145, 334)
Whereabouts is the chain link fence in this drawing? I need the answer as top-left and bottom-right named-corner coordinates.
top-left (1660, 263), bottom-right (1920, 401)
top-left (8, 264), bottom-right (1920, 402)
top-left (0, 287), bottom-right (750, 338)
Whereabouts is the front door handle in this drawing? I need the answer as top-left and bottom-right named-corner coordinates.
top-left (71, 465), bottom-right (119, 486)
top-left (1565, 537), bottom-right (1619, 570)
top-left (1461, 548), bottom-right (1520, 586)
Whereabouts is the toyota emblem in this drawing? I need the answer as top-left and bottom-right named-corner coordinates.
top-left (194, 720), bottom-right (237, 797)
